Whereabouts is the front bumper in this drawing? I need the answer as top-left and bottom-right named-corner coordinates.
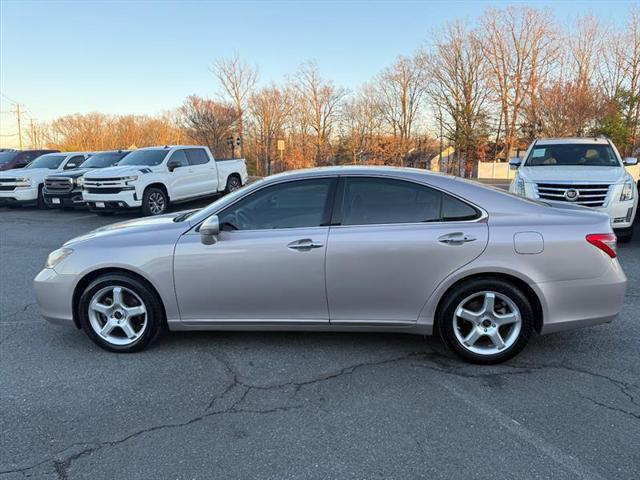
top-left (33, 268), bottom-right (76, 327)
top-left (0, 186), bottom-right (39, 206)
top-left (537, 259), bottom-right (627, 334)
top-left (43, 189), bottom-right (85, 208)
top-left (594, 199), bottom-right (637, 229)
top-left (83, 190), bottom-right (141, 210)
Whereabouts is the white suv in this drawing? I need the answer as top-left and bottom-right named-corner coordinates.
top-left (509, 137), bottom-right (638, 242)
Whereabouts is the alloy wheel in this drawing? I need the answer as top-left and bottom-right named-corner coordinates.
top-left (148, 192), bottom-right (166, 215)
top-left (88, 286), bottom-right (148, 346)
top-left (452, 291), bottom-right (522, 356)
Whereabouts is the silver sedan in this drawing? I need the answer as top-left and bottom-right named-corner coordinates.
top-left (34, 167), bottom-right (627, 363)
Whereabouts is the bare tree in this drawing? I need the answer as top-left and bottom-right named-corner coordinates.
top-left (212, 53), bottom-right (258, 158)
top-left (427, 21), bottom-right (490, 176)
top-left (293, 62), bottom-right (347, 166)
top-left (340, 84), bottom-right (383, 164)
top-left (179, 95), bottom-right (239, 157)
top-left (248, 84), bottom-right (294, 175)
top-left (376, 54), bottom-right (428, 150)
top-left (479, 7), bottom-right (558, 158)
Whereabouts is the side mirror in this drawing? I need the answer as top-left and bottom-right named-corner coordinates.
top-left (509, 157), bottom-right (522, 170)
top-left (200, 215), bottom-right (220, 245)
top-left (167, 159), bottom-right (181, 172)
top-left (623, 157), bottom-right (638, 166)
top-left (65, 162), bottom-right (77, 170)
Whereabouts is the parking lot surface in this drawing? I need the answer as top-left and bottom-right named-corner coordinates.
top-left (1, 201), bottom-right (639, 480)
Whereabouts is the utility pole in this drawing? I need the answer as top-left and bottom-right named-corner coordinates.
top-left (29, 118), bottom-right (35, 148)
top-left (15, 104), bottom-right (23, 149)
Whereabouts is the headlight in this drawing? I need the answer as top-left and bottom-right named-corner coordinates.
top-left (513, 177), bottom-right (526, 197)
top-left (15, 177), bottom-right (32, 188)
top-left (122, 175), bottom-right (138, 184)
top-left (75, 177), bottom-right (84, 187)
top-left (620, 178), bottom-right (634, 201)
top-left (45, 248), bottom-right (73, 269)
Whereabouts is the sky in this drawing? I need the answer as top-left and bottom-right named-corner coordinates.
top-left (0, 0), bottom-right (638, 147)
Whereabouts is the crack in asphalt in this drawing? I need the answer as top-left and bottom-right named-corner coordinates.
top-left (0, 302), bottom-right (36, 323)
top-left (2, 350), bottom-right (639, 479)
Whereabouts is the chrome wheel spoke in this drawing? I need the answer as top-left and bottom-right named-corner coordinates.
top-left (488, 330), bottom-right (506, 349)
top-left (482, 292), bottom-right (496, 316)
top-left (92, 302), bottom-right (111, 316)
top-left (463, 328), bottom-right (482, 347)
top-left (120, 320), bottom-right (137, 339)
top-left (494, 312), bottom-right (519, 327)
top-left (124, 305), bottom-right (145, 317)
top-left (456, 307), bottom-right (481, 324)
top-left (100, 319), bottom-right (116, 337)
top-left (112, 287), bottom-right (124, 308)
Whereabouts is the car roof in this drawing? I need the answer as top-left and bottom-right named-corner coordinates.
top-left (535, 137), bottom-right (611, 145)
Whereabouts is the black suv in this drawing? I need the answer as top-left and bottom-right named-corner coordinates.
top-left (43, 150), bottom-right (130, 209)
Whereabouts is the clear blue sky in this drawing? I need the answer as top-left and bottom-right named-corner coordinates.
top-left (0, 0), bottom-right (636, 132)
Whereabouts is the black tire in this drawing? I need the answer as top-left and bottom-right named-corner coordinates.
top-left (77, 273), bottom-right (165, 353)
top-left (616, 227), bottom-right (633, 244)
top-left (142, 186), bottom-right (168, 216)
top-left (437, 277), bottom-right (534, 364)
top-left (225, 175), bottom-right (242, 194)
top-left (36, 185), bottom-right (46, 209)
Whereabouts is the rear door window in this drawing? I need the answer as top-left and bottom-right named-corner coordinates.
top-left (186, 148), bottom-right (210, 166)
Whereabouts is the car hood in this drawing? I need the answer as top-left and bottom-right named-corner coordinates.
top-left (84, 165), bottom-right (157, 179)
top-left (0, 168), bottom-right (56, 180)
top-left (518, 166), bottom-right (627, 184)
top-left (63, 211), bottom-right (193, 246)
top-left (47, 168), bottom-right (90, 179)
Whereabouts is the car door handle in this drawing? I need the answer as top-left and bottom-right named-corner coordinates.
top-left (438, 232), bottom-right (476, 246)
top-left (287, 239), bottom-right (324, 251)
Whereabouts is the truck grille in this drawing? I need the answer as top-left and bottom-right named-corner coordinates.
top-left (44, 178), bottom-right (73, 193)
top-left (0, 178), bottom-right (17, 191)
top-left (535, 183), bottom-right (611, 207)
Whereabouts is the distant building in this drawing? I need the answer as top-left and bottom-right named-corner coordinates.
top-left (429, 147), bottom-right (455, 172)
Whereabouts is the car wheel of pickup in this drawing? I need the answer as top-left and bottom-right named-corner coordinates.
top-left (78, 273), bottom-right (164, 353)
top-left (142, 187), bottom-right (168, 216)
top-left (438, 278), bottom-right (534, 364)
top-left (36, 185), bottom-right (46, 209)
top-left (225, 175), bottom-right (242, 194)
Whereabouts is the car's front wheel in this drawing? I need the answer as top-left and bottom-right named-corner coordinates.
top-left (438, 278), bottom-right (534, 364)
top-left (615, 226), bottom-right (634, 244)
top-left (142, 187), bottom-right (168, 216)
top-left (77, 273), bottom-right (164, 352)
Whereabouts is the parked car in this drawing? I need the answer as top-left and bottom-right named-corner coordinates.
top-left (34, 166), bottom-right (626, 364)
top-left (509, 137), bottom-right (638, 242)
top-left (81, 145), bottom-right (248, 216)
top-left (0, 152), bottom-right (89, 208)
top-left (0, 149), bottom-right (60, 171)
top-left (43, 150), bottom-right (131, 209)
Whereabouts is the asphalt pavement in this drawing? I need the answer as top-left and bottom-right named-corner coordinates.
top-left (1, 199), bottom-right (639, 480)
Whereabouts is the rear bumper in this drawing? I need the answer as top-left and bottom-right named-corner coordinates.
top-left (33, 267), bottom-right (76, 327)
top-left (0, 186), bottom-right (39, 206)
top-left (43, 189), bottom-right (85, 208)
top-left (537, 260), bottom-right (627, 334)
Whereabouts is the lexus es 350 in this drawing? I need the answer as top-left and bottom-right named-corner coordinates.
top-left (34, 167), bottom-right (627, 363)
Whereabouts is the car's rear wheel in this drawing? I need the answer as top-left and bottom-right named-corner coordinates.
top-left (438, 278), bottom-right (534, 364)
top-left (77, 273), bottom-right (164, 352)
top-left (142, 187), bottom-right (168, 216)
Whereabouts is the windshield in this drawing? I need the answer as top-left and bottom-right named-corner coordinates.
top-left (25, 154), bottom-right (68, 169)
top-left (118, 149), bottom-right (169, 166)
top-left (81, 152), bottom-right (129, 168)
top-left (0, 151), bottom-right (19, 164)
top-left (524, 144), bottom-right (621, 167)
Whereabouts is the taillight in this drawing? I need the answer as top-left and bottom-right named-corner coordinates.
top-left (586, 233), bottom-right (617, 259)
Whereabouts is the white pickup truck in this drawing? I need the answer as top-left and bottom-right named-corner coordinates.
top-left (82, 145), bottom-right (248, 216)
top-left (509, 137), bottom-right (638, 242)
top-left (0, 152), bottom-right (90, 208)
